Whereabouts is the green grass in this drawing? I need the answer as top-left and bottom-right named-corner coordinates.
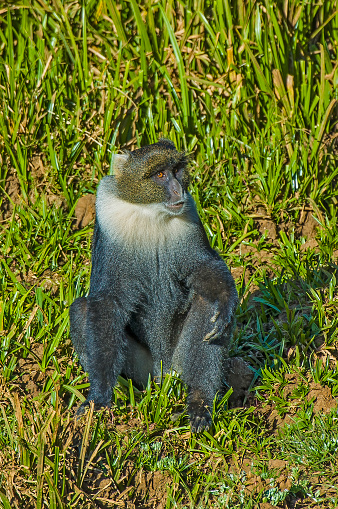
top-left (1, 0), bottom-right (338, 507)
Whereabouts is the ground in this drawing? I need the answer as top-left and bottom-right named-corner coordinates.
top-left (1, 169), bottom-right (338, 508)
top-left (1, 1), bottom-right (338, 507)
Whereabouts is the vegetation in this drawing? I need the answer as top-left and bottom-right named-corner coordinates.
top-left (1, 0), bottom-right (338, 507)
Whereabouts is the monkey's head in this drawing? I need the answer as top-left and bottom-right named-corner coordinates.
top-left (112, 140), bottom-right (190, 215)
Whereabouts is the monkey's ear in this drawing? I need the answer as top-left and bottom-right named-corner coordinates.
top-left (111, 153), bottom-right (130, 175)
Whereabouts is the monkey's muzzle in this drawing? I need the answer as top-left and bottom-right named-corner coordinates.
top-left (166, 200), bottom-right (185, 213)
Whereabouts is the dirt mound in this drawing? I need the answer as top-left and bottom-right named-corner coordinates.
top-left (260, 372), bottom-right (337, 430)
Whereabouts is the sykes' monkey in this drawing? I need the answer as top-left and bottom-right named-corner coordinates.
top-left (70, 139), bottom-right (238, 432)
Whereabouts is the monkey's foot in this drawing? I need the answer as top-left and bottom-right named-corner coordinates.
top-left (75, 399), bottom-right (111, 417)
top-left (188, 403), bottom-right (212, 433)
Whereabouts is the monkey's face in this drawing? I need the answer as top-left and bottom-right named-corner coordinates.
top-left (150, 165), bottom-right (188, 214)
top-left (114, 141), bottom-right (190, 214)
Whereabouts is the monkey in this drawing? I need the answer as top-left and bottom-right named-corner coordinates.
top-left (69, 139), bottom-right (239, 432)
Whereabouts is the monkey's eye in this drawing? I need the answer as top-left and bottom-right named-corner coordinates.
top-left (156, 171), bottom-right (165, 178)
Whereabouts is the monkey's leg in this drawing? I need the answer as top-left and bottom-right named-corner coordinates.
top-left (75, 297), bottom-right (127, 412)
top-left (173, 301), bottom-right (227, 433)
top-left (69, 297), bottom-right (89, 371)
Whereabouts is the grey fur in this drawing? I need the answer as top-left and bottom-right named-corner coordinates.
top-left (69, 141), bottom-right (238, 433)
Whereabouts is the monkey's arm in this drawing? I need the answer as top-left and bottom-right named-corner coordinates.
top-left (70, 294), bottom-right (128, 413)
top-left (187, 258), bottom-right (238, 344)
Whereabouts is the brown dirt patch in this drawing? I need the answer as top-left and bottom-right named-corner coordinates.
top-left (226, 458), bottom-right (293, 505)
top-left (256, 218), bottom-right (278, 241)
top-left (307, 383), bottom-right (337, 413)
top-left (259, 372), bottom-right (337, 431)
top-left (75, 194), bottom-right (96, 228)
top-left (299, 238), bottom-right (318, 251)
top-left (299, 212), bottom-right (319, 238)
top-left (133, 470), bottom-right (171, 509)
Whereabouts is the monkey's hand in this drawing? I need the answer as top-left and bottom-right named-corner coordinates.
top-left (188, 263), bottom-right (238, 345)
top-left (76, 398), bottom-right (111, 418)
top-left (199, 294), bottom-right (237, 344)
